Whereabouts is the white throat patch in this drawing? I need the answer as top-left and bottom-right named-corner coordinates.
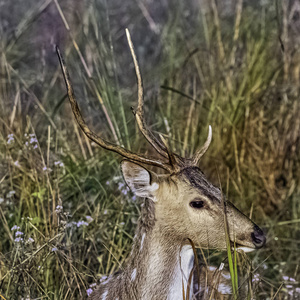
top-left (168, 245), bottom-right (194, 300)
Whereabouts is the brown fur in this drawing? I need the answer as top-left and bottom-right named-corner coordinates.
top-left (90, 163), bottom-right (265, 299)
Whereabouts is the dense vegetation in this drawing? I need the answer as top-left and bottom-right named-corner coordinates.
top-left (0, 0), bottom-right (299, 299)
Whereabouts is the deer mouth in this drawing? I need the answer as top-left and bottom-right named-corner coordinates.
top-left (235, 246), bottom-right (255, 253)
top-left (230, 241), bottom-right (255, 253)
top-left (229, 224), bottom-right (266, 252)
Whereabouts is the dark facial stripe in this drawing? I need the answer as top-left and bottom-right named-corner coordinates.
top-left (180, 167), bottom-right (222, 203)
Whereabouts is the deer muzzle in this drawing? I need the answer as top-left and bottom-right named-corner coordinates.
top-left (251, 225), bottom-right (266, 249)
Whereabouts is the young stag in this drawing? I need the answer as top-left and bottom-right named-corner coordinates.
top-left (57, 30), bottom-right (266, 300)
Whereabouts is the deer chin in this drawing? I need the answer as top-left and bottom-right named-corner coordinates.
top-left (229, 241), bottom-right (256, 253)
top-left (235, 246), bottom-right (255, 253)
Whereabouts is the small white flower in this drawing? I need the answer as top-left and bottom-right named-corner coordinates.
top-left (112, 175), bottom-right (122, 182)
top-left (66, 221), bottom-right (77, 228)
top-left (51, 247), bottom-right (58, 252)
top-left (29, 134), bottom-right (38, 144)
top-left (118, 182), bottom-right (130, 196)
top-left (15, 231), bottom-right (24, 237)
top-left (0, 198), bottom-right (4, 204)
top-left (100, 275), bottom-right (112, 285)
top-left (77, 220), bottom-right (89, 227)
top-left (86, 216), bottom-right (93, 223)
top-left (15, 237), bottom-right (23, 243)
top-left (11, 225), bottom-right (20, 231)
top-left (86, 288), bottom-right (93, 296)
top-left (7, 191), bottom-right (16, 198)
top-left (14, 161), bottom-right (20, 167)
top-left (283, 276), bottom-right (296, 282)
top-left (54, 161), bottom-right (64, 167)
top-left (27, 237), bottom-right (35, 244)
top-left (252, 273), bottom-right (260, 282)
top-left (7, 134), bottom-right (14, 144)
top-left (55, 205), bottom-right (63, 213)
top-left (118, 182), bottom-right (125, 189)
top-left (42, 166), bottom-right (52, 173)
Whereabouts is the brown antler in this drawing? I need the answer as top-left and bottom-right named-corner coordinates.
top-left (57, 29), bottom-right (212, 174)
top-left (158, 134), bottom-right (182, 172)
top-left (125, 29), bottom-right (168, 159)
top-left (126, 29), bottom-right (212, 168)
top-left (56, 46), bottom-right (173, 172)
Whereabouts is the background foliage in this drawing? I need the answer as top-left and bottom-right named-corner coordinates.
top-left (0, 0), bottom-right (299, 299)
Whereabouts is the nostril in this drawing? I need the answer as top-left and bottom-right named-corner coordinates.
top-left (251, 225), bottom-right (266, 248)
top-left (251, 232), bottom-right (265, 247)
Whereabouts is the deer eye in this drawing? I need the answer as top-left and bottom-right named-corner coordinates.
top-left (190, 200), bottom-right (205, 209)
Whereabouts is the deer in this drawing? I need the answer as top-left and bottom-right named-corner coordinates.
top-left (57, 29), bottom-right (266, 300)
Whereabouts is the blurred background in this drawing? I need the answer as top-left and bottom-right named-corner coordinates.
top-left (0, 0), bottom-right (299, 299)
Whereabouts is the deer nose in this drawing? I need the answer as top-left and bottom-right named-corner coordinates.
top-left (251, 225), bottom-right (266, 248)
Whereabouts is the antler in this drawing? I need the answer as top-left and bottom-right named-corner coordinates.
top-left (56, 46), bottom-right (173, 172)
top-left (125, 29), bottom-right (168, 159)
top-left (57, 29), bottom-right (212, 174)
top-left (192, 125), bottom-right (212, 165)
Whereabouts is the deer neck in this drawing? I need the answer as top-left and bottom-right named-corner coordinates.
top-left (126, 199), bottom-right (195, 300)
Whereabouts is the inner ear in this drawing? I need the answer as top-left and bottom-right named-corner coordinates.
top-left (121, 160), bottom-right (159, 201)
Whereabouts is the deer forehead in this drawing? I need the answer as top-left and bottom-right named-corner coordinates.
top-left (181, 167), bottom-right (222, 200)
top-left (158, 167), bottom-right (222, 205)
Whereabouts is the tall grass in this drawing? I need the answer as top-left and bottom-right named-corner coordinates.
top-left (0, 0), bottom-right (299, 299)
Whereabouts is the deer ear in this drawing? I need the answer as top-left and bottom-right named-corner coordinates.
top-left (121, 160), bottom-right (159, 201)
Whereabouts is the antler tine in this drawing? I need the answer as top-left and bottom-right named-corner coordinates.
top-left (125, 29), bottom-right (168, 159)
top-left (56, 46), bottom-right (173, 172)
top-left (158, 134), bottom-right (180, 172)
top-left (192, 125), bottom-right (212, 165)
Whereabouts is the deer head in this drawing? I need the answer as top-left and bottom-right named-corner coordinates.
top-left (57, 29), bottom-right (265, 299)
top-left (121, 160), bottom-right (265, 252)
